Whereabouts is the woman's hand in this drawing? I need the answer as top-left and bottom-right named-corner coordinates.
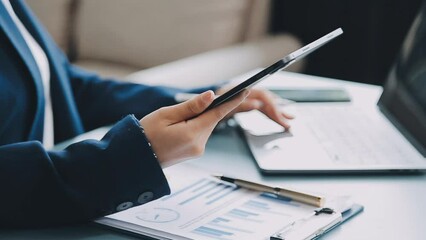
top-left (216, 87), bottom-right (294, 129)
top-left (140, 90), bottom-right (249, 167)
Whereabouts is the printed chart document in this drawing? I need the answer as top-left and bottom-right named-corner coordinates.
top-left (96, 164), bottom-right (350, 240)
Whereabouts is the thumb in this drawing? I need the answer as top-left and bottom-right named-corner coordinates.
top-left (196, 90), bottom-right (250, 128)
top-left (168, 90), bottom-right (215, 122)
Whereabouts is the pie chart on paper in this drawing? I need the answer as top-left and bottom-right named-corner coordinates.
top-left (136, 208), bottom-right (180, 223)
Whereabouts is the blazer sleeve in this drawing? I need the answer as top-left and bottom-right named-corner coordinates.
top-left (0, 115), bottom-right (169, 227)
top-left (67, 64), bottom-right (218, 131)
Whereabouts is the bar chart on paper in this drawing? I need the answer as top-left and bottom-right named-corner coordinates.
top-left (99, 165), bottom-right (317, 240)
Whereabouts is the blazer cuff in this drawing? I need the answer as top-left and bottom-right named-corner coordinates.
top-left (104, 115), bottom-right (171, 214)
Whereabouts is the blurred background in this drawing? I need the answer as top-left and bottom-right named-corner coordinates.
top-left (270, 0), bottom-right (422, 85)
top-left (26, 0), bottom-right (421, 87)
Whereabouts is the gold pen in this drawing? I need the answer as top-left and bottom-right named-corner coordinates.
top-left (213, 175), bottom-right (325, 207)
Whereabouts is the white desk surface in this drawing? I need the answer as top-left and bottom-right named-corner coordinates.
top-left (2, 71), bottom-right (425, 240)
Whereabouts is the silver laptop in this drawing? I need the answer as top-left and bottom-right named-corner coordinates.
top-left (234, 7), bottom-right (426, 173)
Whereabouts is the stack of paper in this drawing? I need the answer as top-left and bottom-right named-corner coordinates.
top-left (96, 164), bottom-right (350, 240)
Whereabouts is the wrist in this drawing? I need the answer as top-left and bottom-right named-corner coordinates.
top-left (137, 120), bottom-right (158, 161)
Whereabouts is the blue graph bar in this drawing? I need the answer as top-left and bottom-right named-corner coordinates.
top-left (259, 193), bottom-right (300, 207)
top-left (194, 226), bottom-right (233, 236)
top-left (161, 178), bottom-right (206, 201)
top-left (209, 222), bottom-right (254, 234)
top-left (229, 208), bottom-right (259, 217)
top-left (244, 200), bottom-right (270, 210)
top-left (192, 181), bottom-right (215, 192)
top-left (206, 187), bottom-right (239, 205)
top-left (206, 184), bottom-right (230, 198)
top-left (229, 211), bottom-right (245, 217)
top-left (247, 200), bottom-right (268, 206)
top-left (179, 182), bottom-right (220, 205)
top-left (225, 212), bottom-right (263, 223)
top-left (243, 199), bottom-right (292, 216)
top-left (212, 217), bottom-right (231, 223)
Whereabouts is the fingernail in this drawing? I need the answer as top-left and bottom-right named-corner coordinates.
top-left (280, 117), bottom-right (290, 128)
top-left (202, 91), bottom-right (214, 103)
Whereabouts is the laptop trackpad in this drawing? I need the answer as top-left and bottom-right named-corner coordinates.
top-left (244, 121), bottom-right (334, 171)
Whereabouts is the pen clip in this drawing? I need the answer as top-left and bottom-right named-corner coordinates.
top-left (314, 207), bottom-right (335, 215)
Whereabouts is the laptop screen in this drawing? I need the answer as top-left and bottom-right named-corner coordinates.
top-left (379, 1), bottom-right (426, 155)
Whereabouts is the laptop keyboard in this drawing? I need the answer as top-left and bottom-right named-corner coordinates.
top-left (295, 105), bottom-right (420, 165)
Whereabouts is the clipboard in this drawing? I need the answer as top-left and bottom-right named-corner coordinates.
top-left (96, 164), bottom-right (363, 240)
top-left (270, 204), bottom-right (364, 240)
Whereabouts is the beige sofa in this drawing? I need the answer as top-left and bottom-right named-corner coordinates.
top-left (27, 0), bottom-right (303, 88)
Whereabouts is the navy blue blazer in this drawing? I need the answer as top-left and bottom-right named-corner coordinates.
top-left (0, 0), bottom-right (213, 227)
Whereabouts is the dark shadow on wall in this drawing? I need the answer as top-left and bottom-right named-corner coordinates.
top-left (270, 0), bottom-right (422, 85)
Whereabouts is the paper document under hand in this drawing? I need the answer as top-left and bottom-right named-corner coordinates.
top-left (96, 164), bottom-right (346, 240)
